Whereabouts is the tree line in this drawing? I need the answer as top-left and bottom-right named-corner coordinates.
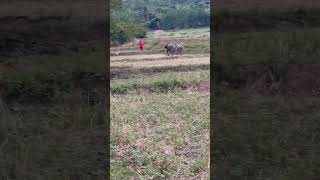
top-left (111, 0), bottom-right (210, 44)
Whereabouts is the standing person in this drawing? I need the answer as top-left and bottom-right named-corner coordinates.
top-left (139, 39), bottom-right (144, 51)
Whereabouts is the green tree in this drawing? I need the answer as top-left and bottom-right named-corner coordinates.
top-left (110, 0), bottom-right (146, 44)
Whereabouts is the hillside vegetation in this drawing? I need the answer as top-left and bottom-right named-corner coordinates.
top-left (111, 0), bottom-right (210, 44)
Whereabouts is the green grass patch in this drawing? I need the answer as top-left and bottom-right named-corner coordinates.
top-left (110, 159), bottom-right (136, 179)
top-left (112, 70), bottom-right (209, 86)
top-left (183, 39), bottom-right (210, 54)
top-left (143, 27), bottom-right (210, 54)
top-left (153, 80), bottom-right (179, 93)
top-left (111, 85), bottom-right (135, 94)
top-left (111, 79), bottom-right (181, 94)
top-left (143, 38), bottom-right (209, 54)
top-left (111, 70), bottom-right (209, 94)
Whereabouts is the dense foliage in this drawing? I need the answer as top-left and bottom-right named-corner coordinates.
top-left (110, 0), bottom-right (210, 44)
top-left (123, 0), bottom-right (210, 30)
top-left (110, 0), bottom-right (147, 44)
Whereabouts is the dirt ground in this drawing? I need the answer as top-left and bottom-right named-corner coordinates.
top-left (111, 65), bottom-right (209, 79)
top-left (111, 56), bottom-right (210, 68)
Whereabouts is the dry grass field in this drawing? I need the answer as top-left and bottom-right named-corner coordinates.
top-left (110, 28), bottom-right (210, 179)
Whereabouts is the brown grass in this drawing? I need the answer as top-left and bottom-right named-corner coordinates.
top-left (110, 54), bottom-right (209, 62)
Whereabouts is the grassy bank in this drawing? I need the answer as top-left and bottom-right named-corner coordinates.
top-left (111, 70), bottom-right (209, 94)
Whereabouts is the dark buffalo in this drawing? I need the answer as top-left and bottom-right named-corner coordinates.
top-left (164, 43), bottom-right (177, 56)
top-left (164, 43), bottom-right (184, 56)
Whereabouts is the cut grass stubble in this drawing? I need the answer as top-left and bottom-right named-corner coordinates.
top-left (111, 56), bottom-right (210, 69)
top-left (111, 92), bottom-right (210, 179)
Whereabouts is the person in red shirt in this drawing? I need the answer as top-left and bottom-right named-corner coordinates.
top-left (139, 39), bottom-right (144, 51)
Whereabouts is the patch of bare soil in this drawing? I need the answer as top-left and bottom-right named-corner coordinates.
top-left (111, 54), bottom-right (208, 63)
top-left (111, 56), bottom-right (181, 63)
top-left (111, 56), bottom-right (209, 69)
top-left (110, 51), bottom-right (157, 56)
top-left (110, 47), bottom-right (137, 52)
top-left (110, 64), bottom-right (210, 79)
top-left (154, 30), bottom-right (165, 34)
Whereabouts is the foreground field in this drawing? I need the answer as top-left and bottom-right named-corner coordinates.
top-left (111, 92), bottom-right (209, 179)
top-left (110, 28), bottom-right (210, 179)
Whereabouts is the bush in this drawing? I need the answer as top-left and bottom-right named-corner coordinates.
top-left (111, 85), bottom-right (134, 94)
top-left (153, 80), bottom-right (179, 93)
top-left (158, 8), bottom-right (209, 30)
top-left (111, 11), bottom-right (147, 44)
